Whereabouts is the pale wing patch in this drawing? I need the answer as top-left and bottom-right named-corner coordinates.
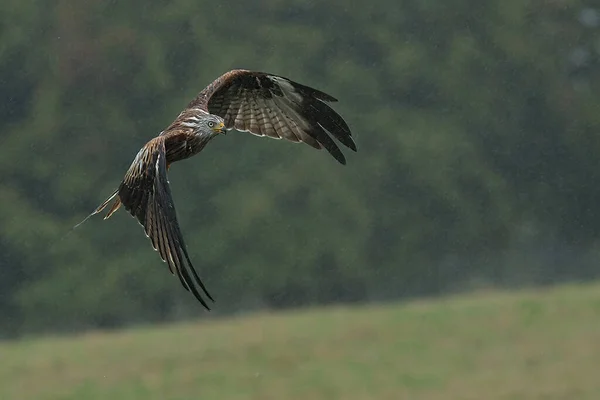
top-left (248, 94), bottom-right (261, 135)
top-left (271, 95), bottom-right (311, 132)
top-left (256, 97), bottom-right (279, 139)
top-left (203, 71), bottom-right (354, 161)
top-left (211, 74), bottom-right (319, 147)
top-left (268, 76), bottom-right (303, 103)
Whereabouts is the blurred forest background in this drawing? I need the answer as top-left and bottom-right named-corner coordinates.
top-left (1, 0), bottom-right (600, 338)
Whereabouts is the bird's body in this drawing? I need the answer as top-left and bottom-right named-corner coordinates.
top-left (161, 107), bottom-right (221, 162)
top-left (82, 69), bottom-right (356, 309)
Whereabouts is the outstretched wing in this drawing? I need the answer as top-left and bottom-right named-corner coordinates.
top-left (118, 137), bottom-right (213, 309)
top-left (189, 69), bottom-right (356, 164)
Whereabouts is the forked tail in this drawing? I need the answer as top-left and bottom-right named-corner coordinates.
top-left (73, 189), bottom-right (122, 229)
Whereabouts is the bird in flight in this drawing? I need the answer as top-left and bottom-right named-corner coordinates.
top-left (80, 69), bottom-right (356, 309)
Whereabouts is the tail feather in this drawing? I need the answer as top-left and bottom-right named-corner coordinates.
top-left (73, 189), bottom-right (120, 229)
top-left (104, 197), bottom-right (122, 220)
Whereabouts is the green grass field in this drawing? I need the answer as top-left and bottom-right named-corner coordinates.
top-left (2, 284), bottom-right (600, 400)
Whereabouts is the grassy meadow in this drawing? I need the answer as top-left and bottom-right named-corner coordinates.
top-left (2, 283), bottom-right (600, 400)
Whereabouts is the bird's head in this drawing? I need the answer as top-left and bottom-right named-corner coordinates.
top-left (201, 115), bottom-right (227, 136)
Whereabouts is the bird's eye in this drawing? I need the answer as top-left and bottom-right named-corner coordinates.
top-left (207, 121), bottom-right (214, 128)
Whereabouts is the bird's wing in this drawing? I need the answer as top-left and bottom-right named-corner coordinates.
top-left (118, 136), bottom-right (213, 309)
top-left (189, 69), bottom-right (356, 164)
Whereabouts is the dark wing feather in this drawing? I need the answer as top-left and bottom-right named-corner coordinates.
top-left (118, 137), bottom-right (213, 309)
top-left (189, 69), bottom-right (356, 164)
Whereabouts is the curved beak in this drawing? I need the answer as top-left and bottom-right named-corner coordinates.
top-left (214, 122), bottom-right (227, 135)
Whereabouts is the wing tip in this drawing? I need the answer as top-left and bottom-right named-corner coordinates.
top-left (348, 140), bottom-right (358, 152)
top-left (332, 150), bottom-right (347, 165)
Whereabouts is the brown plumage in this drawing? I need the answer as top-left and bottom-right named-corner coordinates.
top-left (80, 69), bottom-right (356, 309)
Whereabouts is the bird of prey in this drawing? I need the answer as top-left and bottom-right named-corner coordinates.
top-left (81, 69), bottom-right (356, 309)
